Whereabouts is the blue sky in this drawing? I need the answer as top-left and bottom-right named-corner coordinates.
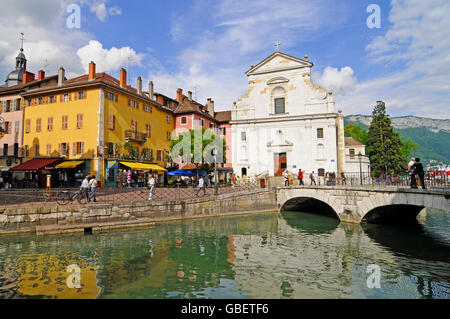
top-left (0, 0), bottom-right (449, 118)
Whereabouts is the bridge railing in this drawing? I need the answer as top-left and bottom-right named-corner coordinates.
top-left (296, 172), bottom-right (450, 189)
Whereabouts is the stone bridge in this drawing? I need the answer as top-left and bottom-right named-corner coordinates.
top-left (276, 186), bottom-right (450, 224)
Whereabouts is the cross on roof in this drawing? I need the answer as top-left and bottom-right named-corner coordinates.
top-left (20, 32), bottom-right (25, 51)
top-left (275, 40), bottom-right (281, 52)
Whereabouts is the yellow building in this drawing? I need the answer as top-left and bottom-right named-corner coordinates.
top-left (20, 62), bottom-right (174, 187)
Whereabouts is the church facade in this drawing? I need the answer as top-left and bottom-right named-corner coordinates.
top-left (231, 50), bottom-right (347, 178)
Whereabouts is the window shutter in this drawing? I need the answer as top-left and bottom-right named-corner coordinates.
top-left (73, 143), bottom-right (76, 155)
top-left (81, 142), bottom-right (84, 154)
top-left (68, 93), bottom-right (72, 101)
top-left (74, 92), bottom-right (78, 101)
top-left (58, 143), bottom-right (62, 156)
top-left (115, 94), bottom-right (118, 102)
top-left (60, 95), bottom-right (63, 103)
top-left (84, 91), bottom-right (87, 99)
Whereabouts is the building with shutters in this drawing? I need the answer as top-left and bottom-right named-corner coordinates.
top-left (20, 61), bottom-right (174, 186)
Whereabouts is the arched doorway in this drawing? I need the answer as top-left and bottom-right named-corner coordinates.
top-left (241, 167), bottom-right (247, 177)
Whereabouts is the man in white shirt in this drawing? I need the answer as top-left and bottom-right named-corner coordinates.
top-left (284, 170), bottom-right (289, 186)
top-left (408, 157), bottom-right (417, 188)
top-left (147, 174), bottom-right (155, 200)
top-left (80, 176), bottom-right (90, 202)
top-left (88, 176), bottom-right (98, 202)
top-left (195, 176), bottom-right (206, 196)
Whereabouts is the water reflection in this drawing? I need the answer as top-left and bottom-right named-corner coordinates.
top-left (0, 210), bottom-right (449, 299)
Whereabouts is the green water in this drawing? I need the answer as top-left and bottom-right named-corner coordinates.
top-left (0, 209), bottom-right (449, 299)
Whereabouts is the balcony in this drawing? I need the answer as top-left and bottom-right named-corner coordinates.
top-left (125, 130), bottom-right (147, 144)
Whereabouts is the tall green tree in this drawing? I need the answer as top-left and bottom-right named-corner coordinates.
top-left (367, 101), bottom-right (406, 176)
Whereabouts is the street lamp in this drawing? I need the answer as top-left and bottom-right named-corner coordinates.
top-left (358, 152), bottom-right (363, 186)
top-left (213, 143), bottom-right (218, 195)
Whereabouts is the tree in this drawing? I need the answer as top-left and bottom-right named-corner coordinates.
top-left (344, 124), bottom-right (368, 145)
top-left (167, 127), bottom-right (227, 169)
top-left (367, 101), bottom-right (406, 176)
top-left (399, 137), bottom-right (418, 163)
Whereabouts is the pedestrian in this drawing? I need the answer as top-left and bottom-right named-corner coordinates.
top-left (408, 157), bottom-right (417, 188)
top-left (195, 176), bottom-right (206, 196)
top-left (309, 171), bottom-right (316, 185)
top-left (412, 158), bottom-right (426, 189)
top-left (147, 173), bottom-right (155, 200)
top-left (0, 175), bottom-right (3, 189)
top-left (33, 174), bottom-right (39, 188)
top-left (284, 170), bottom-right (289, 186)
top-left (80, 176), bottom-right (90, 202)
top-left (232, 173), bottom-right (237, 187)
top-left (341, 172), bottom-right (346, 185)
top-left (88, 176), bottom-right (98, 202)
top-left (298, 169), bottom-right (304, 186)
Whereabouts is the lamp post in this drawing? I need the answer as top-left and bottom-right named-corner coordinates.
top-left (358, 152), bottom-right (363, 186)
top-left (213, 143), bottom-right (218, 195)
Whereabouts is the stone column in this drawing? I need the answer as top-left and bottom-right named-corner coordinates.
top-left (336, 110), bottom-right (346, 174)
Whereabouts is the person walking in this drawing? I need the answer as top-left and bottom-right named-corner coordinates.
top-left (412, 158), bottom-right (426, 189)
top-left (298, 169), bottom-right (304, 186)
top-left (0, 175), bottom-right (3, 189)
top-left (284, 170), bottom-right (289, 186)
top-left (309, 171), bottom-right (316, 185)
top-left (147, 173), bottom-right (155, 200)
top-left (341, 172), bottom-right (347, 185)
top-left (88, 176), bottom-right (98, 202)
top-left (80, 176), bottom-right (90, 202)
top-left (408, 157), bottom-right (417, 188)
top-left (196, 176), bottom-right (206, 196)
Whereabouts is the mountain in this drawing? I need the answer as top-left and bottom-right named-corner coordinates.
top-left (344, 115), bottom-right (450, 167)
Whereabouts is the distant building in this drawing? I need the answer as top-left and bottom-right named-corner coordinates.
top-left (343, 137), bottom-right (370, 175)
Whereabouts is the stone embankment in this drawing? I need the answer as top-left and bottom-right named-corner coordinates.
top-left (0, 189), bottom-right (277, 236)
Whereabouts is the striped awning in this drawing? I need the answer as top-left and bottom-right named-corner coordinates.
top-left (119, 162), bottom-right (167, 172)
top-left (55, 161), bottom-right (85, 169)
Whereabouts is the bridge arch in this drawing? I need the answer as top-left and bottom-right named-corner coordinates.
top-left (362, 204), bottom-right (425, 224)
top-left (280, 196), bottom-right (339, 220)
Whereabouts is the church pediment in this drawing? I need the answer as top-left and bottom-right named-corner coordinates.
top-left (246, 51), bottom-right (313, 76)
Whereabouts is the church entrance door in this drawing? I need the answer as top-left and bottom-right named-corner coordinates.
top-left (274, 152), bottom-right (286, 176)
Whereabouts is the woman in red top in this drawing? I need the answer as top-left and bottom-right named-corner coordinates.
top-left (298, 169), bottom-right (304, 185)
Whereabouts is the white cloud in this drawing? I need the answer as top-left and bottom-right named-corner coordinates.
top-left (340, 0), bottom-right (450, 118)
top-left (313, 66), bottom-right (357, 96)
top-left (77, 40), bottom-right (144, 73)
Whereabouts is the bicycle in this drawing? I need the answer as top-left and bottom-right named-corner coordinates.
top-left (56, 188), bottom-right (87, 205)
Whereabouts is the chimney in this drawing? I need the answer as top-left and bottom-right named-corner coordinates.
top-left (38, 70), bottom-right (45, 81)
top-left (88, 61), bottom-right (96, 80)
top-left (188, 91), bottom-right (192, 101)
top-left (120, 68), bottom-right (127, 88)
top-left (176, 88), bottom-right (183, 103)
top-left (22, 72), bottom-right (35, 84)
top-left (58, 67), bottom-right (65, 86)
top-left (137, 76), bottom-right (142, 95)
top-left (206, 98), bottom-right (214, 115)
top-left (148, 81), bottom-right (154, 100)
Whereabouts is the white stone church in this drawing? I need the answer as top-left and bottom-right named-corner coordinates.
top-left (231, 48), bottom-right (362, 179)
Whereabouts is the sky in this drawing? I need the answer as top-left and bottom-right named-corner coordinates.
top-left (0, 0), bottom-right (449, 118)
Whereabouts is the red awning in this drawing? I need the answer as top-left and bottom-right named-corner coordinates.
top-left (10, 158), bottom-right (63, 172)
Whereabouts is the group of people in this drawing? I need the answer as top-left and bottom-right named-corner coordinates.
top-left (284, 169), bottom-right (344, 186)
top-left (408, 157), bottom-right (426, 189)
top-left (80, 176), bottom-right (98, 202)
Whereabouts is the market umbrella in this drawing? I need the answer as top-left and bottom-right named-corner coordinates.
top-left (167, 169), bottom-right (195, 176)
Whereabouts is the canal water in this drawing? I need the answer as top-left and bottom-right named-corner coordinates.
top-left (0, 209), bottom-right (449, 299)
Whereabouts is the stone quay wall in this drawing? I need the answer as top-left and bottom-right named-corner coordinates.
top-left (0, 189), bottom-right (277, 236)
